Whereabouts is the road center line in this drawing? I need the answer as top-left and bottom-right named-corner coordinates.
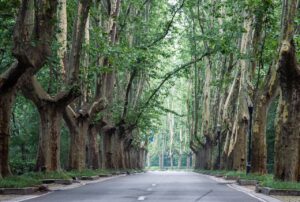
top-left (137, 196), bottom-right (146, 201)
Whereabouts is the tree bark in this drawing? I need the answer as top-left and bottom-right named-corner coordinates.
top-left (221, 70), bottom-right (240, 169)
top-left (251, 67), bottom-right (278, 174)
top-left (275, 43), bottom-right (300, 181)
top-left (64, 107), bottom-right (90, 171)
top-left (22, 78), bottom-right (79, 171)
top-left (87, 125), bottom-right (100, 169)
top-left (224, 13), bottom-right (253, 171)
top-left (186, 153), bottom-right (191, 169)
top-left (0, 91), bottom-right (15, 177)
top-left (57, 0), bottom-right (67, 78)
top-left (274, 0), bottom-right (299, 182)
top-left (35, 105), bottom-right (62, 171)
top-left (0, 0), bottom-right (58, 177)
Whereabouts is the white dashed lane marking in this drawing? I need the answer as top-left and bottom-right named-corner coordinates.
top-left (137, 196), bottom-right (146, 201)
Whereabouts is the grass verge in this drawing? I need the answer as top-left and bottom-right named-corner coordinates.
top-left (0, 176), bottom-right (41, 188)
top-left (0, 169), bottom-right (127, 188)
top-left (194, 169), bottom-right (300, 191)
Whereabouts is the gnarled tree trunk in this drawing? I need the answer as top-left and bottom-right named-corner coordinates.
top-left (0, 91), bottom-right (15, 177)
top-left (36, 105), bottom-right (62, 171)
top-left (22, 78), bottom-right (79, 171)
top-left (0, 0), bottom-right (57, 177)
top-left (64, 106), bottom-right (89, 171)
top-left (274, 0), bottom-right (299, 182)
top-left (251, 67), bottom-right (278, 174)
top-left (87, 125), bottom-right (100, 169)
top-left (275, 42), bottom-right (300, 181)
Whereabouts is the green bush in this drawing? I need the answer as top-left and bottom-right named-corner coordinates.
top-left (9, 159), bottom-right (35, 175)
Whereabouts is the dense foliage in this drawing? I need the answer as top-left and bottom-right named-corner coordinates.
top-left (0, 0), bottom-right (299, 183)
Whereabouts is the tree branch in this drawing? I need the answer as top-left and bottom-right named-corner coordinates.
top-left (133, 52), bottom-right (211, 126)
top-left (140, 0), bottom-right (185, 49)
top-left (53, 86), bottom-right (81, 108)
top-left (63, 106), bottom-right (78, 134)
top-left (67, 0), bottom-right (91, 84)
top-left (13, 0), bottom-right (58, 70)
top-left (0, 62), bottom-right (25, 94)
top-left (21, 76), bottom-right (51, 106)
top-left (122, 68), bottom-right (137, 119)
top-left (88, 97), bottom-right (107, 117)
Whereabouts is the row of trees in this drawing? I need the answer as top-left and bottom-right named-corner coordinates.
top-left (147, 84), bottom-right (193, 169)
top-left (184, 0), bottom-right (299, 182)
top-left (0, 0), bottom-right (189, 177)
top-left (1, 0), bottom-right (299, 184)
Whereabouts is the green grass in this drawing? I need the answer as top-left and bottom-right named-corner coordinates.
top-left (195, 170), bottom-right (228, 176)
top-left (0, 169), bottom-right (138, 188)
top-left (24, 171), bottom-right (71, 180)
top-left (0, 176), bottom-right (41, 188)
top-left (195, 169), bottom-right (300, 191)
top-left (261, 179), bottom-right (300, 190)
top-left (66, 169), bottom-right (116, 178)
top-left (194, 169), bottom-right (229, 176)
top-left (66, 169), bottom-right (102, 178)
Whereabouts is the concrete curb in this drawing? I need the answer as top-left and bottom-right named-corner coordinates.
top-left (256, 185), bottom-right (300, 196)
top-left (0, 187), bottom-right (37, 195)
top-left (201, 173), bottom-right (282, 202)
top-left (228, 183), bottom-right (282, 202)
top-left (98, 174), bottom-right (113, 177)
top-left (224, 175), bottom-right (240, 180)
top-left (79, 176), bottom-right (100, 180)
top-left (0, 174), bottom-right (126, 202)
top-left (237, 179), bottom-right (258, 186)
top-left (42, 179), bottom-right (73, 185)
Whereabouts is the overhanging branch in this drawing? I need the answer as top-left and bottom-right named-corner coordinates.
top-left (126, 52), bottom-right (211, 128)
top-left (139, 0), bottom-right (186, 49)
top-left (133, 51), bottom-right (211, 126)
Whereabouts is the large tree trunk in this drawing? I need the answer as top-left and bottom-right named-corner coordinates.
top-left (251, 67), bottom-right (278, 174)
top-left (194, 151), bottom-right (203, 169)
top-left (224, 13), bottom-right (253, 171)
top-left (101, 130), bottom-right (113, 169)
top-left (227, 89), bottom-right (248, 171)
top-left (221, 70), bottom-right (240, 169)
top-left (186, 153), bottom-right (191, 169)
top-left (69, 120), bottom-right (88, 171)
top-left (111, 132), bottom-right (125, 169)
top-left (87, 125), bottom-right (100, 169)
top-left (193, 138), bottom-right (213, 170)
top-left (36, 105), bottom-right (62, 171)
top-left (138, 148), bottom-right (145, 169)
top-left (0, 0), bottom-right (57, 177)
top-left (63, 107), bottom-right (90, 171)
top-left (274, 0), bottom-right (299, 182)
top-left (22, 77), bottom-right (79, 172)
top-left (0, 91), bottom-right (15, 177)
top-left (275, 45), bottom-right (300, 181)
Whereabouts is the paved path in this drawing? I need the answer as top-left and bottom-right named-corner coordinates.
top-left (24, 171), bottom-right (272, 202)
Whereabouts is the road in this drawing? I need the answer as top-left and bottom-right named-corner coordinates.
top-left (24, 171), bottom-right (269, 202)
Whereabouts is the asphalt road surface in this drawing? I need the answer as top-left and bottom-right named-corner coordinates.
top-left (25, 171), bottom-right (267, 202)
